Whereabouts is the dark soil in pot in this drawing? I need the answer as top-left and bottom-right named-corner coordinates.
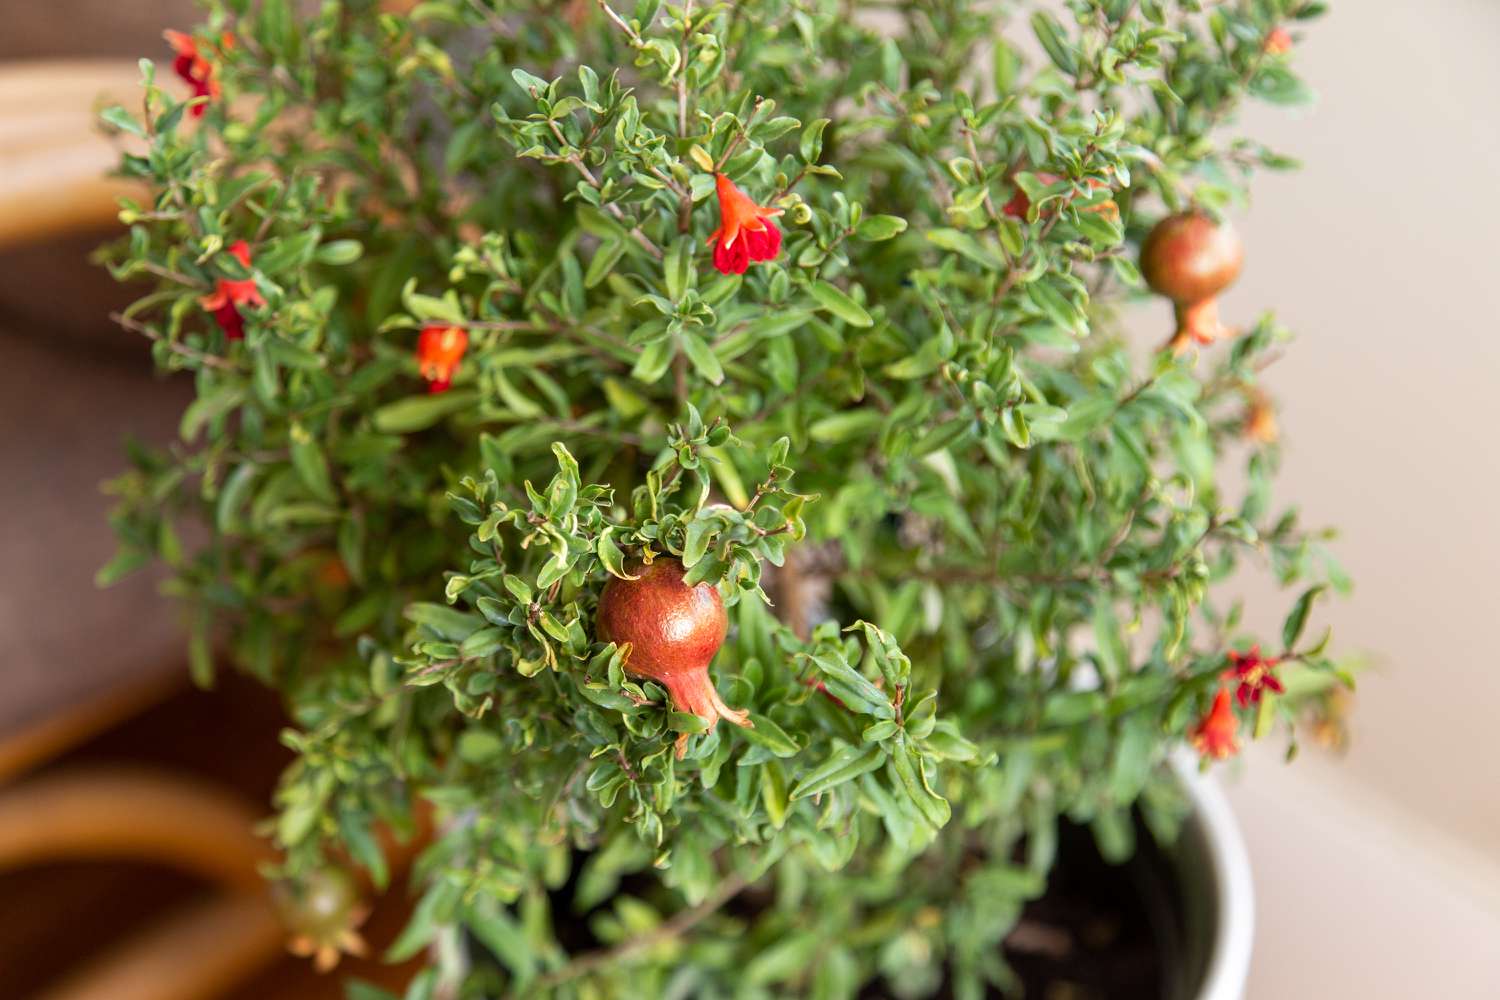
top-left (855, 812), bottom-right (1187, 1000)
top-left (998, 815), bottom-right (1186, 1000)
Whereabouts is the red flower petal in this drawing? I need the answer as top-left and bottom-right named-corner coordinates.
top-left (211, 302), bottom-right (245, 341)
top-left (744, 221), bottom-right (781, 262)
top-left (713, 234), bottom-right (751, 275)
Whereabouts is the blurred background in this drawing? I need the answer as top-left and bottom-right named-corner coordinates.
top-left (1, 2), bottom-right (1497, 998)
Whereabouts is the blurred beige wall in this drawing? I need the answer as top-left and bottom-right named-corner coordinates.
top-left (1194, 1), bottom-right (1500, 995)
top-left (1209, 0), bottom-right (1500, 853)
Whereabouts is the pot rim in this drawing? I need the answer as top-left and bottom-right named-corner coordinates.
top-left (1171, 752), bottom-right (1255, 1000)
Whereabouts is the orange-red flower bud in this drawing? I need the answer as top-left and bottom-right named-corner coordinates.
top-left (1263, 27), bottom-right (1293, 56)
top-left (416, 325), bottom-right (469, 393)
top-left (707, 173), bottom-right (784, 275)
top-left (1190, 687), bottom-right (1240, 761)
top-left (1243, 390), bottom-right (1278, 444)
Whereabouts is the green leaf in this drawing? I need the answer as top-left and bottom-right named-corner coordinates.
top-left (889, 746), bottom-right (950, 828)
top-left (585, 238), bottom-right (626, 288)
top-left (289, 423), bottom-right (337, 502)
top-left (807, 281), bottom-right (873, 327)
top-left (1031, 10), bottom-right (1078, 74)
top-left (1027, 279), bottom-right (1086, 336)
top-left (180, 385), bottom-right (247, 442)
top-left (741, 714), bottom-right (800, 756)
top-left (664, 236), bottom-right (691, 301)
top-left (681, 517), bottom-right (713, 568)
top-left (100, 105), bottom-right (145, 137)
top-left (386, 881), bottom-right (461, 963)
top-left (926, 228), bottom-right (1004, 269)
top-left (679, 332), bottom-right (724, 385)
top-left (1092, 601), bottom-right (1129, 681)
top-left (401, 279), bottom-right (466, 325)
top-left (371, 391), bottom-right (478, 433)
top-left (511, 67), bottom-right (550, 95)
top-left (1282, 585), bottom-right (1327, 651)
top-left (808, 410), bottom-right (883, 443)
top-left (314, 240), bottom-right (364, 265)
top-left (630, 338), bottom-right (675, 383)
top-left (790, 745), bottom-right (885, 800)
top-left (855, 215), bottom-right (907, 241)
top-left (799, 118), bottom-right (830, 163)
top-left (405, 602), bottom-right (482, 640)
top-left (743, 930), bottom-right (822, 986)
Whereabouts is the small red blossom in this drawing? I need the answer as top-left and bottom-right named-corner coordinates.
top-left (1190, 687), bottom-right (1241, 761)
top-left (707, 172), bottom-right (784, 275)
top-left (164, 30), bottom-right (231, 117)
top-left (1222, 645), bottom-right (1285, 708)
top-left (1002, 173), bottom-right (1118, 222)
top-left (199, 240), bottom-right (264, 341)
top-left (1263, 27), bottom-right (1293, 56)
top-left (416, 325), bottom-right (469, 393)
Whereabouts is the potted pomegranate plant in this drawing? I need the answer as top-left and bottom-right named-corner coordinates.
top-left (100, 0), bottom-right (1350, 996)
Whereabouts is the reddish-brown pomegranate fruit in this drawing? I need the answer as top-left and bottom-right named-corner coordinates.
top-left (1139, 211), bottom-right (1244, 355)
top-left (595, 558), bottom-right (751, 756)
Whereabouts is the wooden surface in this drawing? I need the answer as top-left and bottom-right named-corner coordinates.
top-left (0, 10), bottom-right (422, 998)
top-left (0, 60), bottom-right (148, 249)
top-left (0, 327), bottom-right (193, 745)
top-left (0, 1), bottom-right (200, 62)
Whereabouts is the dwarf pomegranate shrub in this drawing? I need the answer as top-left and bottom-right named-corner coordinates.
top-left (101, 0), bottom-right (1348, 996)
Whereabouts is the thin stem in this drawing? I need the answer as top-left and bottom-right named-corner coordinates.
top-left (542, 117), bottom-right (663, 259)
top-left (595, 0), bottom-right (644, 44)
top-left (112, 312), bottom-right (240, 371)
top-left (140, 260), bottom-right (205, 288)
top-left (676, 0), bottom-right (696, 233)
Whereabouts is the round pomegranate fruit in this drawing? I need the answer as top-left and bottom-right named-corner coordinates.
top-left (272, 867), bottom-right (369, 972)
top-left (595, 558), bottom-right (751, 756)
top-left (1139, 211), bottom-right (1243, 354)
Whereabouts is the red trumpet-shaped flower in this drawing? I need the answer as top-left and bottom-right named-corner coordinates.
top-left (416, 325), bottom-right (469, 393)
top-left (1190, 687), bottom-right (1241, 761)
top-left (707, 172), bottom-right (784, 275)
top-left (199, 240), bottom-right (264, 341)
top-left (164, 30), bottom-right (230, 117)
top-left (1222, 645), bottom-right (1284, 708)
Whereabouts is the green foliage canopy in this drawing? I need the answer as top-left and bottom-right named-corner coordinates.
top-left (102, 1), bottom-right (1348, 996)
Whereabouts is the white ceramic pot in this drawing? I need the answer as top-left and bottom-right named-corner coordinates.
top-left (1170, 754), bottom-right (1255, 1000)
